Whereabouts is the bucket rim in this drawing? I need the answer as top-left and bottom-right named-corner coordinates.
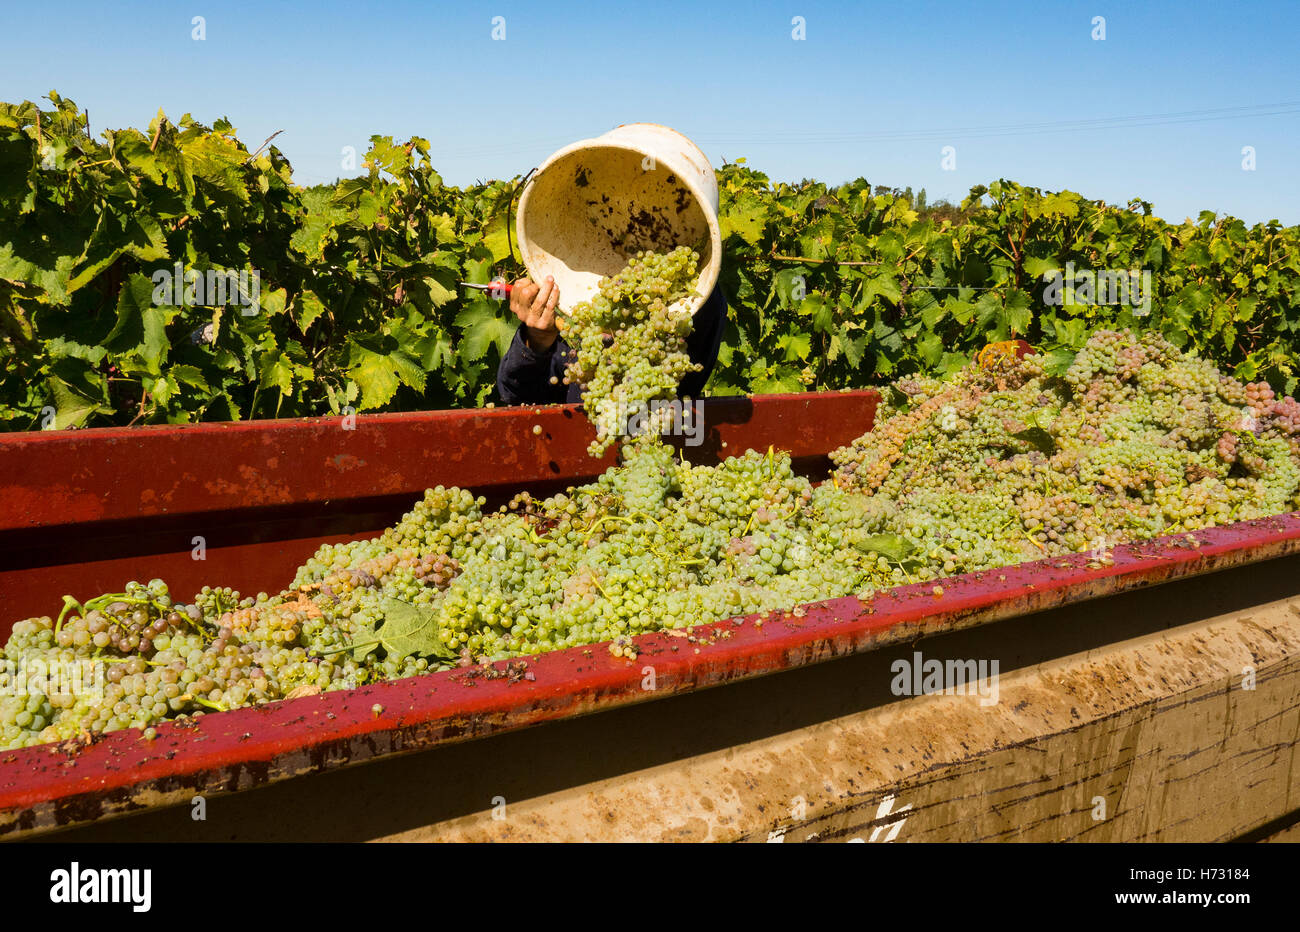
top-left (521, 135), bottom-right (716, 205)
top-left (612, 122), bottom-right (713, 171)
top-left (515, 131), bottom-right (722, 317)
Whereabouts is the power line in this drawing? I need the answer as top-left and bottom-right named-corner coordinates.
top-left (694, 100), bottom-right (1300, 147)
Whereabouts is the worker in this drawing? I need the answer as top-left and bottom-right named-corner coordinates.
top-left (496, 274), bottom-right (728, 406)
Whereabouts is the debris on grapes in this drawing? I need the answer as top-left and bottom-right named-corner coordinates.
top-left (609, 636), bottom-right (638, 659)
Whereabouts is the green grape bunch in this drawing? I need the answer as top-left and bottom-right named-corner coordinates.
top-left (558, 246), bottom-right (703, 456)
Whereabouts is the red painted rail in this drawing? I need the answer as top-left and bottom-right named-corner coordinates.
top-left (0, 391), bottom-right (879, 627)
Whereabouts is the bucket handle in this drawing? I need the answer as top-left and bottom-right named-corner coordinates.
top-left (506, 166), bottom-right (538, 267)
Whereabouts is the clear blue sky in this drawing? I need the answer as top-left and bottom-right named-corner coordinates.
top-left (3, 0), bottom-right (1298, 224)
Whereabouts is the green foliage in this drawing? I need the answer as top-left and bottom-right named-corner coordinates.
top-left (345, 597), bottom-right (456, 663)
top-left (712, 163), bottom-right (1300, 399)
top-left (2, 93), bottom-right (1298, 432)
top-left (0, 93), bottom-right (523, 430)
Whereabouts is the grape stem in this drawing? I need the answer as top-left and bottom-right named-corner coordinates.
top-left (54, 596), bottom-right (85, 635)
top-left (320, 638), bottom-right (379, 657)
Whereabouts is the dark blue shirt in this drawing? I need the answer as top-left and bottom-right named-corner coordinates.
top-left (496, 286), bottom-right (728, 405)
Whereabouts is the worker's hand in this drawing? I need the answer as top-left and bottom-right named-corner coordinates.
top-left (510, 276), bottom-right (559, 353)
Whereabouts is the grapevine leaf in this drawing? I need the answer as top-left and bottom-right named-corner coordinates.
top-left (949, 299), bottom-right (976, 325)
top-left (462, 257), bottom-right (493, 286)
top-left (853, 534), bottom-right (915, 563)
top-left (1023, 256), bottom-right (1059, 278)
top-left (349, 619), bottom-right (380, 662)
top-left (430, 213), bottom-right (456, 245)
top-left (869, 274), bottom-right (902, 305)
top-left (183, 134), bottom-right (249, 203)
top-left (344, 336), bottom-right (426, 409)
top-left (482, 212), bottom-right (514, 263)
top-left (417, 328), bottom-right (454, 371)
top-left (841, 331), bottom-right (867, 368)
top-left (423, 275), bottom-right (456, 308)
top-left (875, 231), bottom-right (904, 263)
top-left (0, 238), bottom-right (77, 300)
top-left (367, 137), bottom-right (413, 177)
top-left (1010, 427), bottom-right (1057, 454)
top-left (103, 273), bottom-right (157, 350)
top-left (918, 331), bottom-right (944, 366)
top-left (1037, 348), bottom-right (1077, 376)
top-left (0, 132), bottom-right (34, 208)
top-left (997, 289), bottom-right (1033, 339)
top-left (46, 375), bottom-right (110, 430)
top-left (293, 289), bottom-right (326, 333)
top-left (721, 204), bottom-right (767, 245)
top-left (345, 341), bottom-right (400, 409)
top-left (752, 367), bottom-right (803, 394)
top-left (390, 346), bottom-right (427, 392)
top-left (771, 269), bottom-right (804, 310)
top-left (338, 173), bottom-right (374, 199)
top-left (781, 332), bottom-right (811, 361)
top-left (454, 298), bottom-right (515, 362)
top-left (799, 293), bottom-right (834, 333)
top-left (377, 597), bottom-right (455, 661)
top-left (169, 364), bottom-right (210, 392)
top-left (920, 301), bottom-right (949, 329)
top-left (45, 337), bottom-right (106, 364)
top-left (112, 129), bottom-right (166, 185)
top-left (141, 304), bottom-right (170, 372)
top-left (939, 351), bottom-right (970, 375)
top-left (258, 287), bottom-right (288, 318)
top-left (1039, 192), bottom-right (1080, 219)
top-left (1026, 408), bottom-right (1058, 430)
top-left (67, 211), bottom-right (168, 294)
top-left (259, 350), bottom-right (294, 395)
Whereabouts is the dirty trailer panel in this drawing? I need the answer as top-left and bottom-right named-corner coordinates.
top-left (47, 548), bottom-right (1300, 843)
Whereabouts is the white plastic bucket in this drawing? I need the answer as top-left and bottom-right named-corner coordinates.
top-left (515, 124), bottom-right (721, 316)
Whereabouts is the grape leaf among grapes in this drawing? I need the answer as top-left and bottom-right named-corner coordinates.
top-left (853, 533), bottom-right (915, 563)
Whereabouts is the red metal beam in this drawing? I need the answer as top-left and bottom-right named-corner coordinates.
top-left (2, 509), bottom-right (1298, 838)
top-left (0, 392), bottom-right (880, 530)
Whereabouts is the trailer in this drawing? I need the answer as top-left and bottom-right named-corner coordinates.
top-left (1, 391), bottom-right (1298, 842)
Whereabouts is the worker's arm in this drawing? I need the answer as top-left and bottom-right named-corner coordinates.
top-left (496, 278), bottom-right (729, 405)
top-left (496, 276), bottom-right (567, 405)
top-left (677, 285), bottom-right (728, 398)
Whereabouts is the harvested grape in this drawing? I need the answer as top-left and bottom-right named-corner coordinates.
top-left (4, 328), bottom-right (1299, 752)
top-left (558, 246), bottom-right (702, 455)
